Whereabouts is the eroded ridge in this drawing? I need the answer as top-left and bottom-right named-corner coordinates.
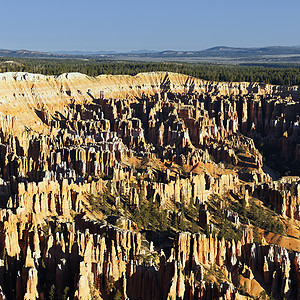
top-left (0, 72), bottom-right (299, 299)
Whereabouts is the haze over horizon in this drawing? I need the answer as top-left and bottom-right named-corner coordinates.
top-left (1, 0), bottom-right (299, 52)
top-left (3, 45), bottom-right (300, 55)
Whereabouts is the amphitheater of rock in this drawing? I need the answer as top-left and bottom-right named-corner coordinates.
top-left (0, 71), bottom-right (298, 299)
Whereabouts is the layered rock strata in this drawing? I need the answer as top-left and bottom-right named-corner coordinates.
top-left (0, 72), bottom-right (298, 299)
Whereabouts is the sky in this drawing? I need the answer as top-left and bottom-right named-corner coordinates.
top-left (1, 0), bottom-right (299, 52)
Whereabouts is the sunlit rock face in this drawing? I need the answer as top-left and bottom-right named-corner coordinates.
top-left (0, 72), bottom-right (298, 299)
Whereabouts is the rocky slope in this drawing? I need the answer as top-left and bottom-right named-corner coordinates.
top-left (0, 71), bottom-right (299, 299)
top-left (0, 71), bottom-right (299, 128)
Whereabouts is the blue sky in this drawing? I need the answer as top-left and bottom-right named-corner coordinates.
top-left (1, 0), bottom-right (299, 52)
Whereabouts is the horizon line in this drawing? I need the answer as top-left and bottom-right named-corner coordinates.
top-left (1, 44), bottom-right (300, 54)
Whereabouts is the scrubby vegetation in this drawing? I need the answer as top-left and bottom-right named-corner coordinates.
top-left (207, 195), bottom-right (245, 242)
top-left (203, 264), bottom-right (227, 284)
top-left (86, 180), bottom-right (201, 235)
top-left (247, 201), bottom-right (285, 235)
top-left (207, 193), bottom-right (285, 242)
top-left (86, 175), bottom-right (286, 248)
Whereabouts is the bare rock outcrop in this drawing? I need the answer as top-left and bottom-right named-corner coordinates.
top-left (0, 72), bottom-right (298, 299)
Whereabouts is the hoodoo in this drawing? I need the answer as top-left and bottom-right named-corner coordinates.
top-left (0, 72), bottom-right (299, 299)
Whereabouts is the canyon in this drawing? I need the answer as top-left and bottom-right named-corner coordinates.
top-left (0, 71), bottom-right (299, 299)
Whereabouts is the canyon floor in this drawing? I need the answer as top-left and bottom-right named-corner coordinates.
top-left (0, 71), bottom-right (299, 299)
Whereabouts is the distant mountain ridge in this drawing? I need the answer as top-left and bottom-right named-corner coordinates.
top-left (203, 46), bottom-right (300, 55)
top-left (143, 46), bottom-right (300, 57)
top-left (0, 48), bottom-right (159, 58)
top-left (0, 49), bottom-right (65, 58)
top-left (1, 46), bottom-right (300, 63)
top-left (51, 50), bottom-right (118, 55)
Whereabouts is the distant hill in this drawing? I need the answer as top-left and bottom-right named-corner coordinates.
top-left (0, 49), bottom-right (66, 58)
top-left (51, 49), bottom-right (158, 55)
top-left (133, 46), bottom-right (300, 58)
top-left (51, 50), bottom-right (118, 55)
top-left (201, 46), bottom-right (300, 56)
top-left (1, 46), bottom-right (300, 63)
top-left (106, 46), bottom-right (300, 63)
top-left (0, 48), bottom-right (158, 58)
top-left (128, 49), bottom-right (158, 54)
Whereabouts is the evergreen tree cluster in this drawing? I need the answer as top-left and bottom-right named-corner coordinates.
top-left (0, 57), bottom-right (300, 86)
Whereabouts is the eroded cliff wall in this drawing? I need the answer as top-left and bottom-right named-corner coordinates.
top-left (0, 72), bottom-right (298, 299)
